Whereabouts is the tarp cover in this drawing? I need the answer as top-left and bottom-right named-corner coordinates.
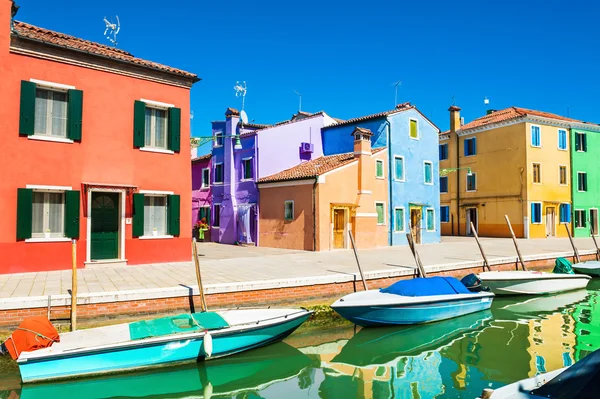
top-left (4, 316), bottom-right (60, 360)
top-left (380, 277), bottom-right (471, 296)
top-left (129, 312), bottom-right (229, 341)
top-left (530, 348), bottom-right (599, 399)
top-left (553, 257), bottom-right (575, 274)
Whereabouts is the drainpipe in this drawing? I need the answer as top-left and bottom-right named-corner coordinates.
top-left (313, 177), bottom-right (318, 251)
top-left (519, 167), bottom-right (525, 238)
top-left (386, 120), bottom-right (393, 246)
top-left (456, 130), bottom-right (461, 236)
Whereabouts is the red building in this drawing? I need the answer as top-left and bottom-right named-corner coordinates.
top-left (0, 1), bottom-right (199, 273)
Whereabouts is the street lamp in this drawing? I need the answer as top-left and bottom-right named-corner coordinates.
top-left (440, 167), bottom-right (473, 177)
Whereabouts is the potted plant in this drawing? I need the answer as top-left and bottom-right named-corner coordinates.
top-left (194, 219), bottom-right (209, 241)
top-left (44, 229), bottom-right (51, 239)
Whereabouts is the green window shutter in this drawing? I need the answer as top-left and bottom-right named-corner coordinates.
top-left (64, 190), bottom-right (80, 239)
top-left (168, 194), bottom-right (181, 236)
top-left (19, 81), bottom-right (36, 136)
top-left (16, 188), bottom-right (33, 240)
top-left (168, 107), bottom-right (181, 152)
top-left (133, 101), bottom-right (146, 148)
top-left (67, 89), bottom-right (83, 141)
top-left (132, 193), bottom-right (145, 237)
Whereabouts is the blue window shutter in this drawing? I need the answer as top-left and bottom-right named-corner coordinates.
top-left (464, 140), bottom-right (468, 156)
top-left (531, 203), bottom-right (535, 223)
top-left (567, 204), bottom-right (571, 223)
top-left (472, 138), bottom-right (477, 155)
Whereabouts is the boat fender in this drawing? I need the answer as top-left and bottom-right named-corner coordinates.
top-left (203, 330), bottom-right (213, 357)
top-left (203, 382), bottom-right (213, 399)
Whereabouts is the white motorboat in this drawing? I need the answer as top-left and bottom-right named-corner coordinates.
top-left (477, 271), bottom-right (590, 296)
top-left (571, 260), bottom-right (600, 276)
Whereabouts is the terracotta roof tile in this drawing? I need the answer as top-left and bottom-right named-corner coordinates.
top-left (12, 21), bottom-right (197, 80)
top-left (460, 107), bottom-right (582, 131)
top-left (258, 148), bottom-right (386, 184)
top-left (191, 153), bottom-right (211, 163)
top-left (324, 103), bottom-right (413, 129)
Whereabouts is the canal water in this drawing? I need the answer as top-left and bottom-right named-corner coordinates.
top-left (0, 280), bottom-right (598, 399)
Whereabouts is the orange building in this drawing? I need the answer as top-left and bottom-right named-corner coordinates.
top-left (0, 1), bottom-right (198, 273)
top-left (257, 127), bottom-right (388, 251)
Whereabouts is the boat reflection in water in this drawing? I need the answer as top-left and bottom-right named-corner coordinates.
top-left (4, 342), bottom-right (313, 399)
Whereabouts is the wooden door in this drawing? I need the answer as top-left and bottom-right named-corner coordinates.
top-left (333, 209), bottom-right (345, 249)
top-left (466, 208), bottom-right (477, 236)
top-left (91, 192), bottom-right (119, 260)
top-left (546, 207), bottom-right (556, 237)
top-left (410, 208), bottom-right (422, 244)
top-left (591, 209), bottom-right (598, 235)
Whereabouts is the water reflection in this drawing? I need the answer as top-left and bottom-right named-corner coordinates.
top-left (0, 280), bottom-right (598, 399)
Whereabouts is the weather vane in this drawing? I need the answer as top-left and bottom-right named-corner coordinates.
top-left (103, 16), bottom-right (120, 47)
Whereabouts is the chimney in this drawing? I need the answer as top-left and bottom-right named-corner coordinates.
top-left (352, 127), bottom-right (373, 195)
top-left (449, 105), bottom-right (461, 133)
top-left (486, 109), bottom-right (497, 115)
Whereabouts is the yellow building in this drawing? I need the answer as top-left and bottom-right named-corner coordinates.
top-left (440, 106), bottom-right (575, 238)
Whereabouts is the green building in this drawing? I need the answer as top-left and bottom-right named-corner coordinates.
top-left (571, 127), bottom-right (600, 237)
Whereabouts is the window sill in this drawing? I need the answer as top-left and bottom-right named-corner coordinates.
top-left (424, 182), bottom-right (434, 185)
top-left (25, 237), bottom-right (71, 243)
top-left (211, 226), bottom-right (220, 229)
top-left (531, 145), bottom-right (542, 149)
top-left (464, 154), bottom-right (477, 158)
top-left (394, 179), bottom-right (406, 182)
top-left (140, 147), bottom-right (175, 155)
top-left (558, 148), bottom-right (568, 151)
top-left (240, 179), bottom-right (254, 182)
top-left (466, 190), bottom-right (477, 193)
top-left (27, 135), bottom-right (73, 144)
top-left (376, 176), bottom-right (386, 180)
top-left (213, 182), bottom-right (224, 185)
top-left (409, 137), bottom-right (420, 141)
top-left (139, 235), bottom-right (174, 240)
top-left (200, 187), bottom-right (210, 191)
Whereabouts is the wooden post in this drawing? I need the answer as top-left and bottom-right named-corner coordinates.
top-left (590, 225), bottom-right (600, 261)
top-left (565, 224), bottom-right (581, 264)
top-left (471, 222), bottom-right (491, 271)
top-left (192, 238), bottom-right (208, 312)
top-left (406, 233), bottom-right (427, 278)
top-left (348, 231), bottom-right (368, 291)
top-left (70, 239), bottom-right (77, 332)
top-left (504, 215), bottom-right (526, 271)
top-left (47, 295), bottom-right (51, 320)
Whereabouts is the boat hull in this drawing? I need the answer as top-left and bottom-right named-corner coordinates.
top-left (572, 261), bottom-right (600, 276)
top-left (18, 312), bottom-right (310, 383)
top-left (478, 271), bottom-right (591, 295)
top-left (332, 296), bottom-right (493, 327)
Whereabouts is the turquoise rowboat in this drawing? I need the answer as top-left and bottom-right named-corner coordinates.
top-left (16, 308), bottom-right (311, 384)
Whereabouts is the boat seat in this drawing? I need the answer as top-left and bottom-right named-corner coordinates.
top-left (129, 312), bottom-right (229, 341)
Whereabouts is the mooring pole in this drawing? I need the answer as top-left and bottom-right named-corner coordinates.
top-left (406, 233), bottom-right (427, 278)
top-left (349, 231), bottom-right (368, 291)
top-left (471, 222), bottom-right (491, 271)
top-left (70, 239), bottom-right (77, 331)
top-left (565, 224), bottom-right (581, 264)
top-left (192, 238), bottom-right (208, 312)
top-left (590, 225), bottom-right (600, 261)
top-left (505, 215), bottom-right (526, 271)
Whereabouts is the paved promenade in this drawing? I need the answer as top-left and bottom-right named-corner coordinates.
top-left (0, 236), bottom-right (596, 308)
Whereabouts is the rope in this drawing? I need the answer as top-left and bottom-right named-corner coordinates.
top-left (1, 327), bottom-right (58, 359)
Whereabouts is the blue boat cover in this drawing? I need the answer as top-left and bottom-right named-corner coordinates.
top-left (380, 277), bottom-right (471, 296)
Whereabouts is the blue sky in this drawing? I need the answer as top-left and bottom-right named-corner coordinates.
top-left (16, 0), bottom-right (600, 155)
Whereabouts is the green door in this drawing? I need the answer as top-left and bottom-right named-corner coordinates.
top-left (91, 192), bottom-right (119, 260)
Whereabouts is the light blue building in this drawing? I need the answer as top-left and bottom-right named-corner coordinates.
top-left (322, 103), bottom-right (441, 245)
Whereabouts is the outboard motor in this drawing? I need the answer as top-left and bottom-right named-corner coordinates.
top-left (460, 273), bottom-right (489, 292)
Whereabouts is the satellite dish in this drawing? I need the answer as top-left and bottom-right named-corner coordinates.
top-left (240, 110), bottom-right (248, 125)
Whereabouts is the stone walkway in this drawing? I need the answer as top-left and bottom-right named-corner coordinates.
top-left (0, 236), bottom-right (596, 300)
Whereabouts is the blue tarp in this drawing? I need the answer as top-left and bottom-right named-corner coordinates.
top-left (380, 277), bottom-right (471, 297)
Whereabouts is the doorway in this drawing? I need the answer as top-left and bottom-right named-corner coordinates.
top-left (333, 208), bottom-right (346, 249)
top-left (410, 208), bottom-right (422, 244)
top-left (546, 207), bottom-right (556, 237)
top-left (90, 192), bottom-right (120, 260)
top-left (466, 208), bottom-right (478, 236)
top-left (591, 209), bottom-right (598, 236)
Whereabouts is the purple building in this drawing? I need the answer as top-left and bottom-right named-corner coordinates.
top-left (208, 108), bottom-right (336, 245)
top-left (191, 153), bottom-right (212, 240)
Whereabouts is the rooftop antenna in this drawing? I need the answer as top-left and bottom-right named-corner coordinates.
top-left (293, 90), bottom-right (302, 112)
top-left (103, 16), bottom-right (120, 47)
top-left (233, 81), bottom-right (247, 150)
top-left (392, 80), bottom-right (402, 106)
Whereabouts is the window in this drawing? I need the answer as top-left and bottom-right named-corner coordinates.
top-left (34, 88), bottom-right (67, 138)
top-left (409, 119), bottom-right (418, 139)
top-left (375, 202), bottom-right (385, 225)
top-left (424, 162), bottom-right (433, 184)
top-left (559, 203), bottom-right (571, 224)
top-left (32, 191), bottom-right (65, 238)
top-left (284, 201), bottom-right (294, 221)
top-left (198, 206), bottom-right (211, 225)
top-left (558, 129), bottom-right (567, 150)
top-left (144, 107), bottom-right (168, 149)
top-left (439, 144), bottom-right (448, 161)
top-left (533, 163), bottom-right (541, 183)
top-left (376, 160), bottom-right (384, 178)
top-left (559, 166), bottom-right (568, 185)
top-left (578, 172), bottom-right (588, 192)
top-left (214, 163), bottom-right (224, 184)
top-left (531, 203), bottom-right (542, 224)
top-left (440, 176), bottom-right (448, 193)
top-left (440, 206), bottom-right (450, 223)
top-left (466, 173), bottom-right (477, 192)
top-left (213, 204), bottom-right (221, 227)
top-left (143, 196), bottom-right (168, 236)
top-left (394, 208), bottom-right (405, 232)
top-left (242, 158), bottom-right (253, 180)
top-left (464, 137), bottom-right (476, 156)
top-left (215, 131), bottom-right (224, 147)
top-left (394, 156), bottom-right (404, 181)
top-left (531, 125), bottom-right (541, 147)
top-left (575, 209), bottom-right (586, 228)
top-left (201, 168), bottom-right (210, 189)
top-left (575, 132), bottom-right (587, 152)
top-left (426, 208), bottom-right (435, 231)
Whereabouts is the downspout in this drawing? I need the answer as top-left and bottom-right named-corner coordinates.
top-left (255, 133), bottom-right (260, 246)
top-left (386, 120), bottom-right (393, 246)
top-left (519, 167), bottom-right (525, 238)
top-left (313, 177), bottom-right (318, 251)
top-left (456, 130), bottom-right (461, 236)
